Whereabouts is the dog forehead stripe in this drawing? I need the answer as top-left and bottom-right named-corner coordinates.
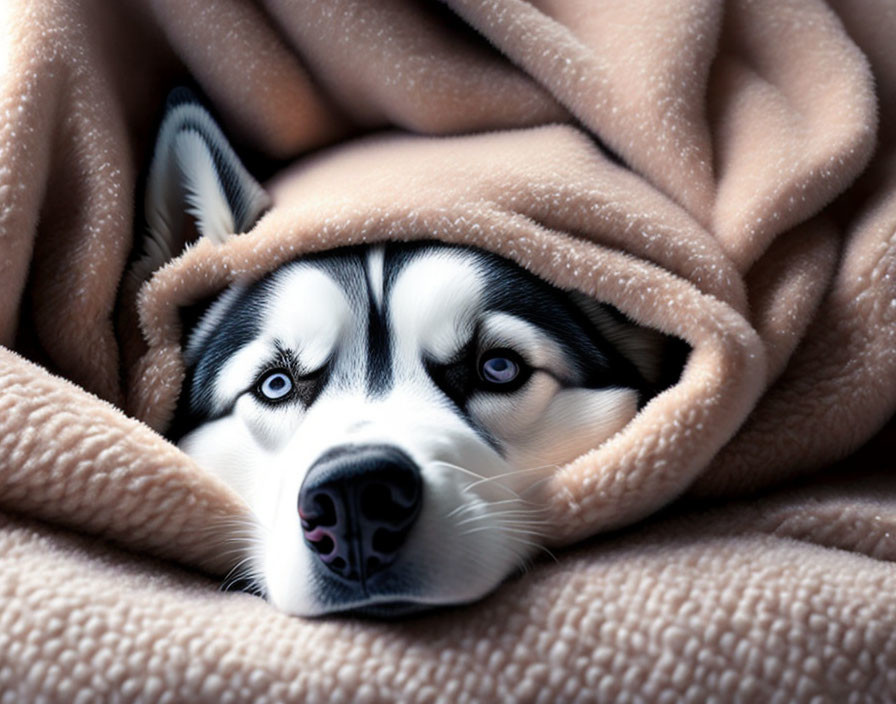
top-left (365, 248), bottom-right (392, 395)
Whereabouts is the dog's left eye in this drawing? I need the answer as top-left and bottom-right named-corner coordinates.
top-left (257, 370), bottom-right (294, 401)
top-left (478, 350), bottom-right (525, 388)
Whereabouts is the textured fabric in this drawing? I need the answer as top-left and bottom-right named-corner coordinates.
top-left (0, 0), bottom-right (895, 700)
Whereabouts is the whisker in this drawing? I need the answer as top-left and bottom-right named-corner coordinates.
top-left (498, 527), bottom-right (552, 540)
top-left (503, 536), bottom-right (559, 564)
top-left (459, 504), bottom-right (551, 520)
top-left (429, 460), bottom-right (488, 482)
top-left (220, 554), bottom-right (260, 592)
top-left (430, 460), bottom-right (558, 496)
top-left (431, 459), bottom-right (559, 575)
top-left (459, 524), bottom-right (547, 538)
top-left (518, 474), bottom-right (556, 499)
top-left (448, 500), bottom-right (551, 525)
top-left (465, 463), bottom-right (558, 488)
top-left (455, 511), bottom-right (548, 528)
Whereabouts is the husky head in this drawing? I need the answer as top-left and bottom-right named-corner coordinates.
top-left (142, 94), bottom-right (683, 616)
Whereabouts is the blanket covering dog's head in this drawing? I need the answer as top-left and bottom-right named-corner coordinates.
top-left (138, 94), bottom-right (689, 615)
top-left (126, 78), bottom-right (781, 614)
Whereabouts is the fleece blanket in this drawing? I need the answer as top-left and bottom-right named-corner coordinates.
top-left (1, 0), bottom-right (895, 700)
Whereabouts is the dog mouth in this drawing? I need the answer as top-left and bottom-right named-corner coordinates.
top-left (329, 600), bottom-right (430, 619)
top-left (304, 565), bottom-right (444, 617)
top-left (222, 568), bottom-right (436, 618)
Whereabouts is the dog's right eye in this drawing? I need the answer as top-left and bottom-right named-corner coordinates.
top-left (257, 370), bottom-right (294, 402)
top-left (477, 349), bottom-right (531, 392)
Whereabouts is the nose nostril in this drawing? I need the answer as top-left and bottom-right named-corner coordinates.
top-left (309, 533), bottom-right (335, 556)
top-left (360, 483), bottom-right (396, 522)
top-left (360, 479), bottom-right (420, 524)
top-left (310, 493), bottom-right (338, 528)
top-left (389, 473), bottom-right (419, 506)
top-left (372, 527), bottom-right (405, 554)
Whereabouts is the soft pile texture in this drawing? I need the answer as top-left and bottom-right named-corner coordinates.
top-left (0, 0), bottom-right (895, 701)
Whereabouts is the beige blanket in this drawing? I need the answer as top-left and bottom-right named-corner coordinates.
top-left (1, 0), bottom-right (895, 700)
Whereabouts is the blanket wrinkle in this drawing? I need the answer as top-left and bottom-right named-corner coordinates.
top-left (1, 0), bottom-right (896, 700)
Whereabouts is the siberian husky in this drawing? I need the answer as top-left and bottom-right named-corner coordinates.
top-left (139, 91), bottom-right (683, 616)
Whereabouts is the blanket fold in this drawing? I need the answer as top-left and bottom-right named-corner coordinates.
top-left (1, 0), bottom-right (895, 700)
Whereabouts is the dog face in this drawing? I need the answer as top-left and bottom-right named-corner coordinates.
top-left (140, 94), bottom-right (679, 616)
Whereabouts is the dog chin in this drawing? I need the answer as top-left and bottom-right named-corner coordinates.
top-left (263, 551), bottom-right (523, 618)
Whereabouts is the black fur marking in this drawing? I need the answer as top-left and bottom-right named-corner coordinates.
top-left (300, 246), bottom-right (394, 395)
top-left (365, 254), bottom-right (393, 396)
top-left (172, 248), bottom-right (369, 438)
top-left (424, 344), bottom-right (502, 454)
top-left (190, 283), bottom-right (267, 415)
top-left (171, 241), bottom-right (684, 444)
top-left (168, 282), bottom-right (266, 442)
top-left (424, 338), bottom-right (477, 413)
top-left (473, 249), bottom-right (651, 397)
top-left (383, 242), bottom-right (652, 397)
top-left (381, 241), bottom-right (442, 292)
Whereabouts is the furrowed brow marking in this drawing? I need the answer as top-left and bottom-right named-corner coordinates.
top-left (365, 247), bottom-right (392, 396)
top-left (265, 342), bottom-right (302, 376)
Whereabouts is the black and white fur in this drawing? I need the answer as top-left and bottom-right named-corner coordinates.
top-left (140, 93), bottom-right (681, 617)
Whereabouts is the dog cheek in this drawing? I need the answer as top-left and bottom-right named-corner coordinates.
top-left (468, 373), bottom-right (559, 444)
top-left (178, 415), bottom-right (268, 502)
top-left (237, 396), bottom-right (305, 452)
top-left (398, 488), bottom-right (538, 604)
top-left (507, 387), bottom-right (640, 469)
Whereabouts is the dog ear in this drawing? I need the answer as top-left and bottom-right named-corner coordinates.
top-left (131, 89), bottom-right (271, 282)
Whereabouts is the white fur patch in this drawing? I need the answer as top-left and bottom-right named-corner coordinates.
top-left (389, 251), bottom-right (484, 363)
top-left (264, 264), bottom-right (355, 374)
top-left (479, 312), bottom-right (571, 378)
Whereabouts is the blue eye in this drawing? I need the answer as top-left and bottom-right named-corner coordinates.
top-left (258, 371), bottom-right (293, 401)
top-left (479, 352), bottom-right (521, 385)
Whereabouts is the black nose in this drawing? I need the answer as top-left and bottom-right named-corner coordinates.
top-left (298, 445), bottom-right (422, 583)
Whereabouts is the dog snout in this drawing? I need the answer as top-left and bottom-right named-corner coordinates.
top-left (297, 445), bottom-right (422, 583)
